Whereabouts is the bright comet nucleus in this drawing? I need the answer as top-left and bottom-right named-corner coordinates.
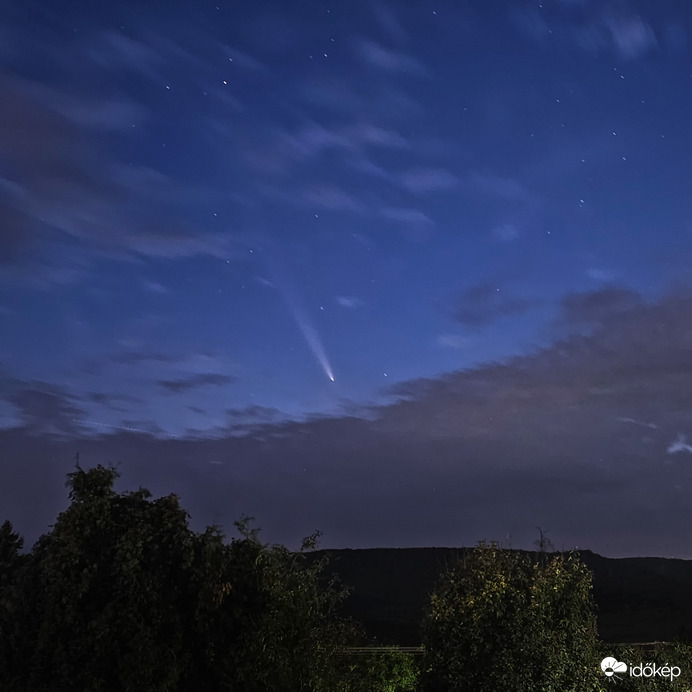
top-left (261, 243), bottom-right (337, 384)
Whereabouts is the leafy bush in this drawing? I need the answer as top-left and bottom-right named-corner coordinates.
top-left (333, 648), bottom-right (420, 692)
top-left (421, 541), bottom-right (601, 691)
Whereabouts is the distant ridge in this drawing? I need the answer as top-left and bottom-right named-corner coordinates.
top-left (307, 548), bottom-right (692, 645)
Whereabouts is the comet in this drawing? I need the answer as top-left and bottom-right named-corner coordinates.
top-left (259, 241), bottom-right (336, 383)
top-left (278, 282), bottom-right (336, 383)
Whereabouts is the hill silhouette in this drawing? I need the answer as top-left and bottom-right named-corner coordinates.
top-left (309, 548), bottom-right (692, 645)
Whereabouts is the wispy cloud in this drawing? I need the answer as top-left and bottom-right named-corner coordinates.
top-left (465, 171), bottom-right (532, 202)
top-left (400, 168), bottom-right (458, 194)
top-left (601, 13), bottom-right (657, 59)
top-left (492, 224), bottom-right (520, 242)
top-left (0, 69), bottom-right (239, 276)
top-left (0, 15), bottom-right (266, 284)
top-left (277, 122), bottom-right (351, 161)
top-left (158, 373), bottom-right (236, 394)
top-left (125, 231), bottom-right (237, 260)
top-left (221, 45), bottom-right (266, 71)
top-left (112, 351), bottom-right (180, 365)
top-left (84, 30), bottom-right (167, 80)
top-left (667, 434), bottom-right (692, 455)
top-left (617, 416), bottom-right (657, 430)
top-left (302, 185), bottom-right (367, 213)
top-left (355, 39), bottom-right (428, 76)
top-left (586, 268), bottom-right (615, 282)
top-left (436, 333), bottom-right (470, 349)
top-left (346, 123), bottom-right (410, 149)
top-left (372, 3), bottom-right (408, 43)
top-left (141, 280), bottom-right (169, 295)
top-left (227, 405), bottom-right (281, 420)
top-left (511, 1), bottom-right (660, 60)
top-left (380, 207), bottom-right (434, 227)
top-left (264, 120), bottom-right (411, 174)
top-left (23, 82), bottom-right (148, 130)
top-left (87, 392), bottom-right (142, 406)
top-left (3, 380), bottom-right (86, 438)
top-left (336, 296), bottom-right (363, 309)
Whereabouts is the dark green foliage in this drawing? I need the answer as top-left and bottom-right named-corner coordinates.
top-left (0, 463), bottom-right (418, 691)
top-left (10, 464), bottom-right (195, 691)
top-left (421, 541), bottom-right (601, 691)
top-left (338, 648), bottom-right (420, 692)
top-left (0, 520), bottom-right (27, 688)
top-left (187, 518), bottom-right (360, 691)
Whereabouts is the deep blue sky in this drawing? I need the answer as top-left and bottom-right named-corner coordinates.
top-left (3, 0), bottom-right (692, 557)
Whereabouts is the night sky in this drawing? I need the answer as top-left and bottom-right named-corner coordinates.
top-left (3, 0), bottom-right (692, 558)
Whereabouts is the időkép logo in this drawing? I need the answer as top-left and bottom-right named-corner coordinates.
top-left (601, 656), bottom-right (681, 682)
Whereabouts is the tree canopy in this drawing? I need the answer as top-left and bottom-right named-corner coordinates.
top-left (0, 462), bottom-right (418, 691)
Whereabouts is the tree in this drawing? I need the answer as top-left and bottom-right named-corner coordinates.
top-left (421, 541), bottom-right (600, 691)
top-left (533, 526), bottom-right (555, 554)
top-left (181, 516), bottom-right (420, 691)
top-left (188, 517), bottom-right (361, 691)
top-left (2, 463), bottom-right (421, 690)
top-left (13, 463), bottom-right (196, 691)
top-left (0, 520), bottom-right (27, 689)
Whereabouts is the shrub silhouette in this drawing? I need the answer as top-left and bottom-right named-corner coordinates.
top-left (0, 462), bottom-right (418, 691)
top-left (421, 541), bottom-right (601, 691)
